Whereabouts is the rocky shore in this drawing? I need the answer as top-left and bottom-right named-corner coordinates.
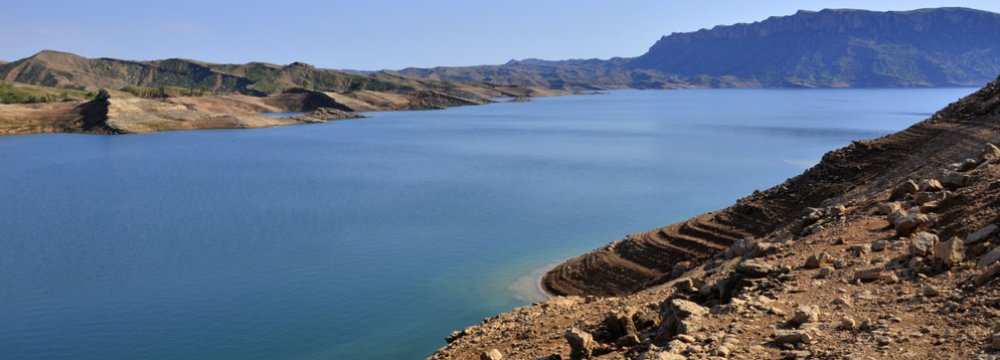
top-left (431, 76), bottom-right (1000, 359)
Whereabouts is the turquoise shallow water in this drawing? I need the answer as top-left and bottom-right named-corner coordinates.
top-left (0, 88), bottom-right (975, 359)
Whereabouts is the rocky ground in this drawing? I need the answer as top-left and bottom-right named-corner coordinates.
top-left (431, 78), bottom-right (1000, 359)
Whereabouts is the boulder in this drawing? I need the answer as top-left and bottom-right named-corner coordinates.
top-left (605, 309), bottom-right (638, 339)
top-left (668, 299), bottom-right (709, 318)
top-left (854, 267), bottom-right (883, 282)
top-left (887, 208), bottom-right (910, 224)
top-left (847, 244), bottom-right (871, 256)
top-left (803, 208), bottom-right (824, 222)
top-left (804, 251), bottom-right (829, 269)
top-left (909, 232), bottom-right (939, 257)
top-left (615, 333), bottom-right (641, 347)
top-left (912, 192), bottom-right (938, 205)
top-left (871, 239), bottom-right (889, 252)
top-left (736, 260), bottom-right (774, 278)
top-left (481, 349), bottom-right (504, 360)
top-left (564, 328), bottom-right (595, 359)
top-left (967, 224), bottom-right (999, 244)
top-left (890, 180), bottom-right (919, 200)
top-left (895, 213), bottom-right (929, 236)
top-left (918, 179), bottom-right (945, 192)
top-left (876, 202), bottom-right (903, 215)
top-left (790, 305), bottom-right (820, 325)
top-left (981, 143), bottom-right (1000, 162)
top-left (660, 299), bottom-right (708, 338)
top-left (933, 237), bottom-right (964, 267)
top-left (840, 316), bottom-right (858, 330)
top-left (977, 246), bottom-right (1000, 268)
top-left (941, 171), bottom-right (971, 188)
top-left (774, 329), bottom-right (813, 344)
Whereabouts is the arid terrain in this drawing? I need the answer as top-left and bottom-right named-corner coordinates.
top-left (0, 51), bottom-right (562, 136)
top-left (431, 76), bottom-right (1000, 359)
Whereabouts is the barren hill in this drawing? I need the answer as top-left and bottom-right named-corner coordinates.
top-left (0, 50), bottom-right (540, 98)
top-left (433, 76), bottom-right (1000, 359)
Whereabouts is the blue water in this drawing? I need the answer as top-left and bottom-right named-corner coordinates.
top-left (0, 88), bottom-right (974, 359)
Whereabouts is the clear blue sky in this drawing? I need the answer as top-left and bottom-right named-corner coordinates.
top-left (2, 0), bottom-right (999, 70)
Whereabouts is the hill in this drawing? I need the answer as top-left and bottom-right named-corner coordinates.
top-left (396, 7), bottom-right (1000, 89)
top-left (433, 72), bottom-right (1000, 360)
top-left (0, 50), bottom-right (534, 97)
top-left (0, 52), bottom-right (562, 136)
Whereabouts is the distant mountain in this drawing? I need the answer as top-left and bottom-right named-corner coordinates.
top-left (392, 58), bottom-right (672, 90)
top-left (0, 50), bottom-right (471, 95)
top-left (631, 7), bottom-right (1000, 87)
top-left (394, 7), bottom-right (1000, 89)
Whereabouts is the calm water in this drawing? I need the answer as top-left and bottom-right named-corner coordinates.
top-left (0, 88), bottom-right (974, 359)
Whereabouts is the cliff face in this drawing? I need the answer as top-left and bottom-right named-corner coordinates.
top-left (397, 7), bottom-right (1000, 89)
top-left (630, 7), bottom-right (1000, 87)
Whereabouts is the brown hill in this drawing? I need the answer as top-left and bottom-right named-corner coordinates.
top-left (433, 75), bottom-right (1000, 360)
top-left (0, 50), bottom-right (540, 98)
top-left (543, 77), bottom-right (999, 296)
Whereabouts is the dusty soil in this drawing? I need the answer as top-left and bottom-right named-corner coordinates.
top-left (431, 77), bottom-right (1000, 359)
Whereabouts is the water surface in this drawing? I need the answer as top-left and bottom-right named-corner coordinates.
top-left (0, 88), bottom-right (974, 359)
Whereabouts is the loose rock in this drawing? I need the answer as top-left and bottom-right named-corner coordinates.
top-left (895, 213), bottom-right (930, 236)
top-left (967, 224), bottom-right (998, 244)
top-left (977, 246), bottom-right (1000, 268)
top-left (804, 252), bottom-right (829, 269)
top-left (933, 236), bottom-right (964, 267)
top-left (790, 305), bottom-right (820, 325)
top-left (564, 328), bottom-right (595, 359)
top-left (909, 232), bottom-right (939, 257)
top-left (774, 329), bottom-right (813, 344)
top-left (942, 171), bottom-right (971, 187)
top-left (736, 260), bottom-right (774, 278)
top-left (481, 349), bottom-right (503, 360)
top-left (854, 267), bottom-right (884, 282)
top-left (918, 179), bottom-right (945, 192)
top-left (890, 180), bottom-right (920, 200)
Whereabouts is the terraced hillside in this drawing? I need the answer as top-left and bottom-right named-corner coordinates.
top-left (437, 73), bottom-right (1000, 360)
top-left (543, 80), bottom-right (999, 296)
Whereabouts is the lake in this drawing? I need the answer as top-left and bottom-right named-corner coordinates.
top-left (0, 88), bottom-right (974, 359)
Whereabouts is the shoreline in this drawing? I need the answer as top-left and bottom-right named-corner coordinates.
top-left (535, 263), bottom-right (558, 300)
top-left (508, 262), bottom-right (559, 303)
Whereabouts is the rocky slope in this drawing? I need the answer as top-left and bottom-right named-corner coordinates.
top-left (398, 7), bottom-right (1000, 90)
top-left (431, 76), bottom-right (1000, 359)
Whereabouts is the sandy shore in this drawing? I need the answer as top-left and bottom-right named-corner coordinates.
top-left (507, 262), bottom-right (559, 302)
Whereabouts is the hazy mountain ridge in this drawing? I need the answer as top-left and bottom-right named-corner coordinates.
top-left (395, 7), bottom-right (1000, 89)
top-left (631, 7), bottom-right (1000, 87)
top-left (0, 50), bottom-right (470, 96)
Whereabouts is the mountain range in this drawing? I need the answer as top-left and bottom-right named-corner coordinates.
top-left (394, 7), bottom-right (1000, 89)
top-left (0, 50), bottom-right (476, 96)
top-left (1, 8), bottom-right (998, 94)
